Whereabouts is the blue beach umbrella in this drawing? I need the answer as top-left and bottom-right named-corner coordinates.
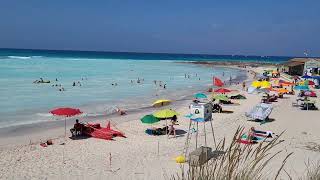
top-left (302, 75), bottom-right (312, 79)
top-left (193, 93), bottom-right (207, 99)
top-left (294, 85), bottom-right (309, 91)
top-left (257, 74), bottom-right (268, 79)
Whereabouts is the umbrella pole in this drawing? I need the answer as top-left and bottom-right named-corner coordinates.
top-left (184, 119), bottom-right (192, 158)
top-left (166, 119), bottom-right (168, 138)
top-left (210, 118), bottom-right (217, 148)
top-left (204, 121), bottom-right (207, 147)
top-left (64, 117), bottom-right (67, 137)
top-left (195, 122), bottom-right (198, 149)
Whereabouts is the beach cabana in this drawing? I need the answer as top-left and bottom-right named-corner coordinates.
top-left (152, 99), bottom-right (171, 107)
top-left (245, 103), bottom-right (273, 121)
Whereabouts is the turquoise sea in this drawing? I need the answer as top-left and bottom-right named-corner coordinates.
top-left (0, 49), bottom-right (291, 128)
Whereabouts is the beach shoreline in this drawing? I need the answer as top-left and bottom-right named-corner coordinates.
top-left (0, 63), bottom-right (249, 147)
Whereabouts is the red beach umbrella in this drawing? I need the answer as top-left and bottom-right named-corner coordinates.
top-left (50, 107), bottom-right (83, 137)
top-left (308, 81), bottom-right (315, 85)
top-left (50, 107), bottom-right (82, 117)
top-left (214, 88), bottom-right (231, 93)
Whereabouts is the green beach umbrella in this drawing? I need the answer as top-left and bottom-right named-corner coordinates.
top-left (213, 94), bottom-right (229, 101)
top-left (141, 114), bottom-right (160, 124)
top-left (193, 93), bottom-right (207, 99)
top-left (153, 109), bottom-right (179, 119)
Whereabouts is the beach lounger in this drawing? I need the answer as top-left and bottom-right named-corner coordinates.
top-left (245, 103), bottom-right (273, 121)
top-left (300, 103), bottom-right (318, 110)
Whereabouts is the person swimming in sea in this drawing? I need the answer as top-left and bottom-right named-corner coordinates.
top-left (73, 82), bottom-right (76, 86)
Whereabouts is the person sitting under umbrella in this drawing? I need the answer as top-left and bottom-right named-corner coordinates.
top-left (70, 119), bottom-right (84, 137)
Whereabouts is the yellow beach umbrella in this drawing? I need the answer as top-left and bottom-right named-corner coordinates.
top-left (175, 155), bottom-right (186, 163)
top-left (152, 99), bottom-right (171, 107)
top-left (261, 81), bottom-right (271, 88)
top-left (251, 81), bottom-right (261, 88)
top-left (153, 109), bottom-right (179, 119)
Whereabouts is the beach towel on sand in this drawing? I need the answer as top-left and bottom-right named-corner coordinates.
top-left (237, 139), bottom-right (257, 144)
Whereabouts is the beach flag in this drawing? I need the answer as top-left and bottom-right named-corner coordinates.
top-left (213, 77), bottom-right (224, 87)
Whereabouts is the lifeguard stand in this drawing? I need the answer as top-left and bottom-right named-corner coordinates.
top-left (184, 102), bottom-right (216, 166)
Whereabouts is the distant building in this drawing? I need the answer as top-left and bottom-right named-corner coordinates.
top-left (281, 58), bottom-right (320, 76)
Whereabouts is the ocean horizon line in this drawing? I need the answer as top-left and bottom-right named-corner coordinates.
top-left (0, 47), bottom-right (306, 60)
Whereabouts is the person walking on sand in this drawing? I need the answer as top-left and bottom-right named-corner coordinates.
top-left (168, 115), bottom-right (178, 138)
top-left (242, 81), bottom-right (246, 91)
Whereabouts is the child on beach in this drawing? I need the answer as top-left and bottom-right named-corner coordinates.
top-left (168, 115), bottom-right (178, 138)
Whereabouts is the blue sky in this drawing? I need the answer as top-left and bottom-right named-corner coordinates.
top-left (0, 0), bottom-right (319, 56)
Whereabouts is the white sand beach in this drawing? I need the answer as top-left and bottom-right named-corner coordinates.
top-left (1, 65), bottom-right (320, 180)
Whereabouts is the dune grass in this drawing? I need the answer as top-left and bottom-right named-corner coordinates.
top-left (171, 127), bottom-right (293, 180)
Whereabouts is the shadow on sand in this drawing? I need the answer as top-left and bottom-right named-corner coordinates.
top-left (69, 135), bottom-right (90, 140)
top-left (248, 118), bottom-right (275, 125)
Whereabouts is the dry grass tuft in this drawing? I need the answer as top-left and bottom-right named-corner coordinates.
top-left (171, 126), bottom-right (292, 180)
top-left (299, 160), bottom-right (320, 180)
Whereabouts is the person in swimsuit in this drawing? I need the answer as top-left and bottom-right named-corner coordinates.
top-left (168, 115), bottom-right (178, 138)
